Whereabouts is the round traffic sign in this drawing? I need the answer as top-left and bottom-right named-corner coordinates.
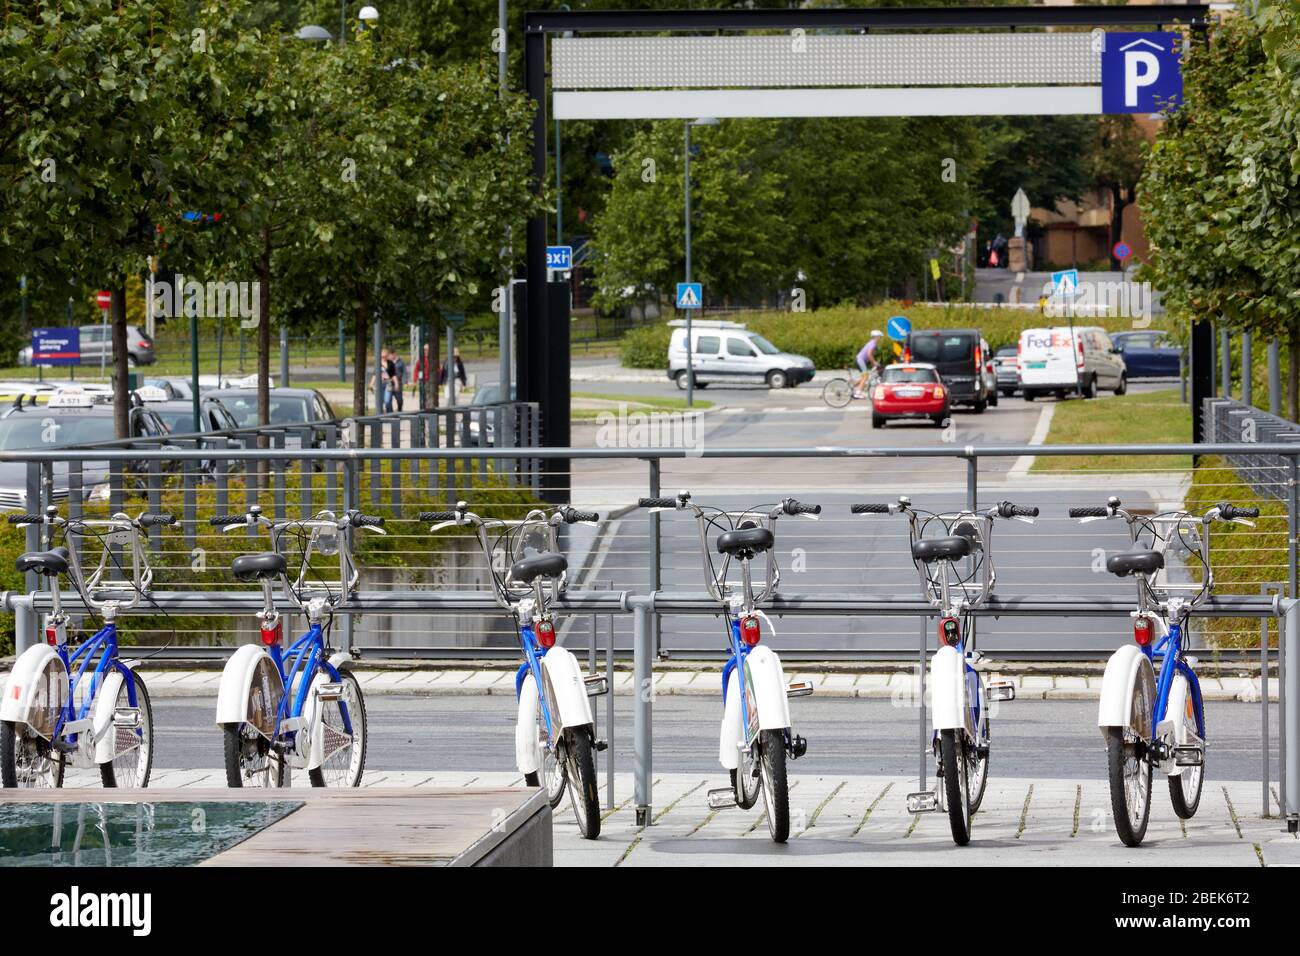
top-left (1112, 241), bottom-right (1132, 262)
top-left (886, 314), bottom-right (912, 340)
top-left (95, 291), bottom-right (112, 310)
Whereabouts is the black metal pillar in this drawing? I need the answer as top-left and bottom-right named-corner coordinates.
top-left (522, 26), bottom-right (547, 413)
top-left (1191, 319), bottom-right (1214, 440)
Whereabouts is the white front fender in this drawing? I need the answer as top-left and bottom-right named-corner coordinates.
top-left (719, 668), bottom-right (743, 770)
top-left (541, 646), bottom-right (594, 731)
top-left (745, 645), bottom-right (792, 732)
top-left (91, 669), bottom-right (128, 764)
top-left (515, 672), bottom-right (543, 774)
top-left (303, 653), bottom-right (351, 770)
top-left (215, 644), bottom-right (282, 739)
top-left (0, 644), bottom-right (68, 739)
top-left (930, 645), bottom-right (971, 733)
top-left (1098, 644), bottom-right (1156, 736)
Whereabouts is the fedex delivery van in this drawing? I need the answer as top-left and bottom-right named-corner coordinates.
top-left (1018, 326), bottom-right (1127, 401)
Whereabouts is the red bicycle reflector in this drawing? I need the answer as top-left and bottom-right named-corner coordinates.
top-left (44, 627), bottom-right (57, 646)
top-left (1133, 616), bottom-right (1153, 646)
top-left (938, 616), bottom-right (960, 647)
top-left (536, 618), bottom-right (556, 648)
top-left (44, 621), bottom-right (66, 646)
top-left (260, 619), bottom-right (283, 646)
top-left (740, 614), bottom-right (762, 646)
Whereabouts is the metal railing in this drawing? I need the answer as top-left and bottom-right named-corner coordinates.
top-left (1203, 397), bottom-right (1300, 502)
top-left (0, 440), bottom-right (1296, 828)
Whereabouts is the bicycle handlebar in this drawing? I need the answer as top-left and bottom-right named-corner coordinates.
top-left (1068, 506), bottom-right (1109, 518)
top-left (996, 501), bottom-right (1039, 519)
top-left (782, 499), bottom-right (821, 516)
top-left (8, 513), bottom-right (44, 525)
top-left (639, 497), bottom-right (678, 509)
top-left (1218, 502), bottom-right (1260, 520)
top-left (418, 511), bottom-right (460, 521)
top-left (350, 513), bottom-right (385, 527)
top-left (850, 503), bottom-right (893, 514)
top-left (209, 514), bottom-right (248, 526)
top-left (139, 513), bottom-right (176, 527)
top-left (561, 507), bottom-right (600, 523)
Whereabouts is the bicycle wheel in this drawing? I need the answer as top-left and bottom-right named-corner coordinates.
top-left (1168, 678), bottom-right (1204, 819)
top-left (822, 378), bottom-right (853, 408)
top-left (758, 729), bottom-right (790, 843)
top-left (309, 671), bottom-right (367, 787)
top-left (221, 723), bottom-right (287, 788)
top-left (564, 726), bottom-right (601, 840)
top-left (100, 671), bottom-right (153, 788)
top-left (939, 729), bottom-right (972, 845)
top-left (522, 672), bottom-right (567, 807)
top-left (1106, 727), bottom-right (1152, 846)
top-left (0, 721), bottom-right (65, 788)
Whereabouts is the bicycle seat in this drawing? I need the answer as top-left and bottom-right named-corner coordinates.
top-left (1106, 549), bottom-right (1164, 577)
top-left (231, 552), bottom-right (288, 582)
top-left (510, 552), bottom-right (568, 584)
top-left (15, 547), bottom-right (70, 576)
top-left (716, 526), bottom-right (774, 559)
top-left (911, 536), bottom-right (972, 563)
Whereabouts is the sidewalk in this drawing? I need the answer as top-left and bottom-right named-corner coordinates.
top-left (116, 665), bottom-right (1282, 702)
top-left (56, 768), bottom-right (1297, 866)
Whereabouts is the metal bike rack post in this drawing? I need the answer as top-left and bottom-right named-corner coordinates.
top-left (918, 616), bottom-right (927, 791)
top-left (633, 596), bottom-right (653, 826)
top-left (1285, 598), bottom-right (1299, 831)
top-left (648, 457), bottom-right (662, 656)
top-left (1261, 583), bottom-right (1284, 816)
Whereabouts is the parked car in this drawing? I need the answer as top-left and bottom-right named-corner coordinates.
top-left (1018, 326), bottom-right (1127, 400)
top-left (206, 386), bottom-right (336, 449)
top-left (1111, 330), bottom-right (1182, 379)
top-left (139, 393), bottom-right (242, 437)
top-left (871, 363), bottom-right (949, 429)
top-left (904, 328), bottom-right (991, 412)
top-left (667, 319), bottom-right (815, 390)
top-left (17, 324), bottom-right (156, 367)
top-left (993, 345), bottom-right (1020, 396)
top-left (468, 382), bottom-right (518, 446)
top-left (0, 387), bottom-right (174, 511)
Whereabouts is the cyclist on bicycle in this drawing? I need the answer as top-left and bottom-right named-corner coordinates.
top-left (853, 329), bottom-right (884, 398)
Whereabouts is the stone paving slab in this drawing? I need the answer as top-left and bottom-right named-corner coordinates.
top-left (57, 769), bottom-right (1291, 865)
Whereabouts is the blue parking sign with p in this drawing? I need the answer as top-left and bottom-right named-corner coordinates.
top-left (1101, 32), bottom-right (1182, 114)
top-left (676, 282), bottom-right (702, 310)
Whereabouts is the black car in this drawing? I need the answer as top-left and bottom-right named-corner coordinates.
top-left (905, 329), bottom-right (992, 412)
top-left (206, 386), bottom-right (337, 449)
top-left (0, 390), bottom-right (173, 511)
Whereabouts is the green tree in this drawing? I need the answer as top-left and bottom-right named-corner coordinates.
top-left (1085, 115), bottom-right (1148, 270)
top-left (1139, 3), bottom-right (1300, 419)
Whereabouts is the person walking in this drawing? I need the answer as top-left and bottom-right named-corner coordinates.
top-left (439, 348), bottom-right (467, 395)
top-left (413, 343), bottom-right (434, 409)
top-left (393, 350), bottom-right (408, 412)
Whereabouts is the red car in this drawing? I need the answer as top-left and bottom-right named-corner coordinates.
top-left (871, 363), bottom-right (949, 428)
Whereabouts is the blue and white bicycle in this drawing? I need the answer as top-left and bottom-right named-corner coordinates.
top-left (1070, 497), bottom-right (1256, 846)
top-left (852, 497), bottom-right (1027, 845)
top-left (2, 507), bottom-right (168, 789)
top-left (422, 502), bottom-right (608, 840)
top-left (640, 492), bottom-right (817, 844)
top-left (211, 506), bottom-right (379, 788)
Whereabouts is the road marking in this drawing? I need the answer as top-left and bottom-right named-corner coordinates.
top-left (1007, 403), bottom-right (1055, 478)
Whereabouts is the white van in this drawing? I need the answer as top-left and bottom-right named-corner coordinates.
top-left (667, 320), bottom-right (815, 390)
top-left (1018, 326), bottom-right (1127, 401)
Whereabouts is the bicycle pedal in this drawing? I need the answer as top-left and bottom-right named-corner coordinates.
top-left (584, 675), bottom-right (610, 697)
top-left (987, 680), bottom-right (1016, 702)
top-left (789, 734), bottom-right (808, 759)
top-left (594, 739), bottom-right (608, 752)
top-left (315, 683), bottom-right (344, 702)
top-left (707, 788), bottom-right (738, 810)
top-left (786, 680), bottom-right (814, 698)
top-left (906, 791), bottom-right (939, 813)
top-left (1173, 744), bottom-right (1204, 767)
top-left (112, 708), bottom-right (141, 728)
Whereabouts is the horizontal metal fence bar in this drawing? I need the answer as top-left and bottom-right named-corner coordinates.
top-left (10, 589), bottom-right (1280, 619)
top-left (4, 442), bottom-right (1300, 463)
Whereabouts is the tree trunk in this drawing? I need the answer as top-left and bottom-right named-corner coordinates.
top-left (353, 295), bottom-right (370, 417)
top-left (110, 282), bottom-right (130, 439)
top-left (1108, 184), bottom-right (1126, 271)
top-left (1289, 332), bottom-right (1299, 424)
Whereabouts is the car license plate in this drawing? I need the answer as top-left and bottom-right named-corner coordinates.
top-left (895, 387), bottom-right (923, 397)
top-left (1025, 361), bottom-right (1046, 369)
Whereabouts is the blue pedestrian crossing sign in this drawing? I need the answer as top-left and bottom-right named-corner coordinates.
top-left (676, 282), bottom-right (702, 310)
top-left (546, 245), bottom-right (572, 270)
top-left (886, 315), bottom-right (912, 340)
top-left (1051, 269), bottom-right (1080, 296)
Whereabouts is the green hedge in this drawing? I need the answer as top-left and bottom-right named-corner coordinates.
top-left (620, 302), bottom-right (1143, 371)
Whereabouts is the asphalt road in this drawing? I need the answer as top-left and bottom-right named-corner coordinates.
top-left (151, 695), bottom-right (1276, 782)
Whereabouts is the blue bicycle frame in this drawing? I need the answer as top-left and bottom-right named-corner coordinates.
top-left (52, 622), bottom-right (139, 743)
top-left (1143, 621), bottom-right (1206, 742)
top-left (720, 617), bottom-right (756, 742)
top-left (514, 624), bottom-right (557, 741)
top-left (266, 622), bottom-right (352, 741)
